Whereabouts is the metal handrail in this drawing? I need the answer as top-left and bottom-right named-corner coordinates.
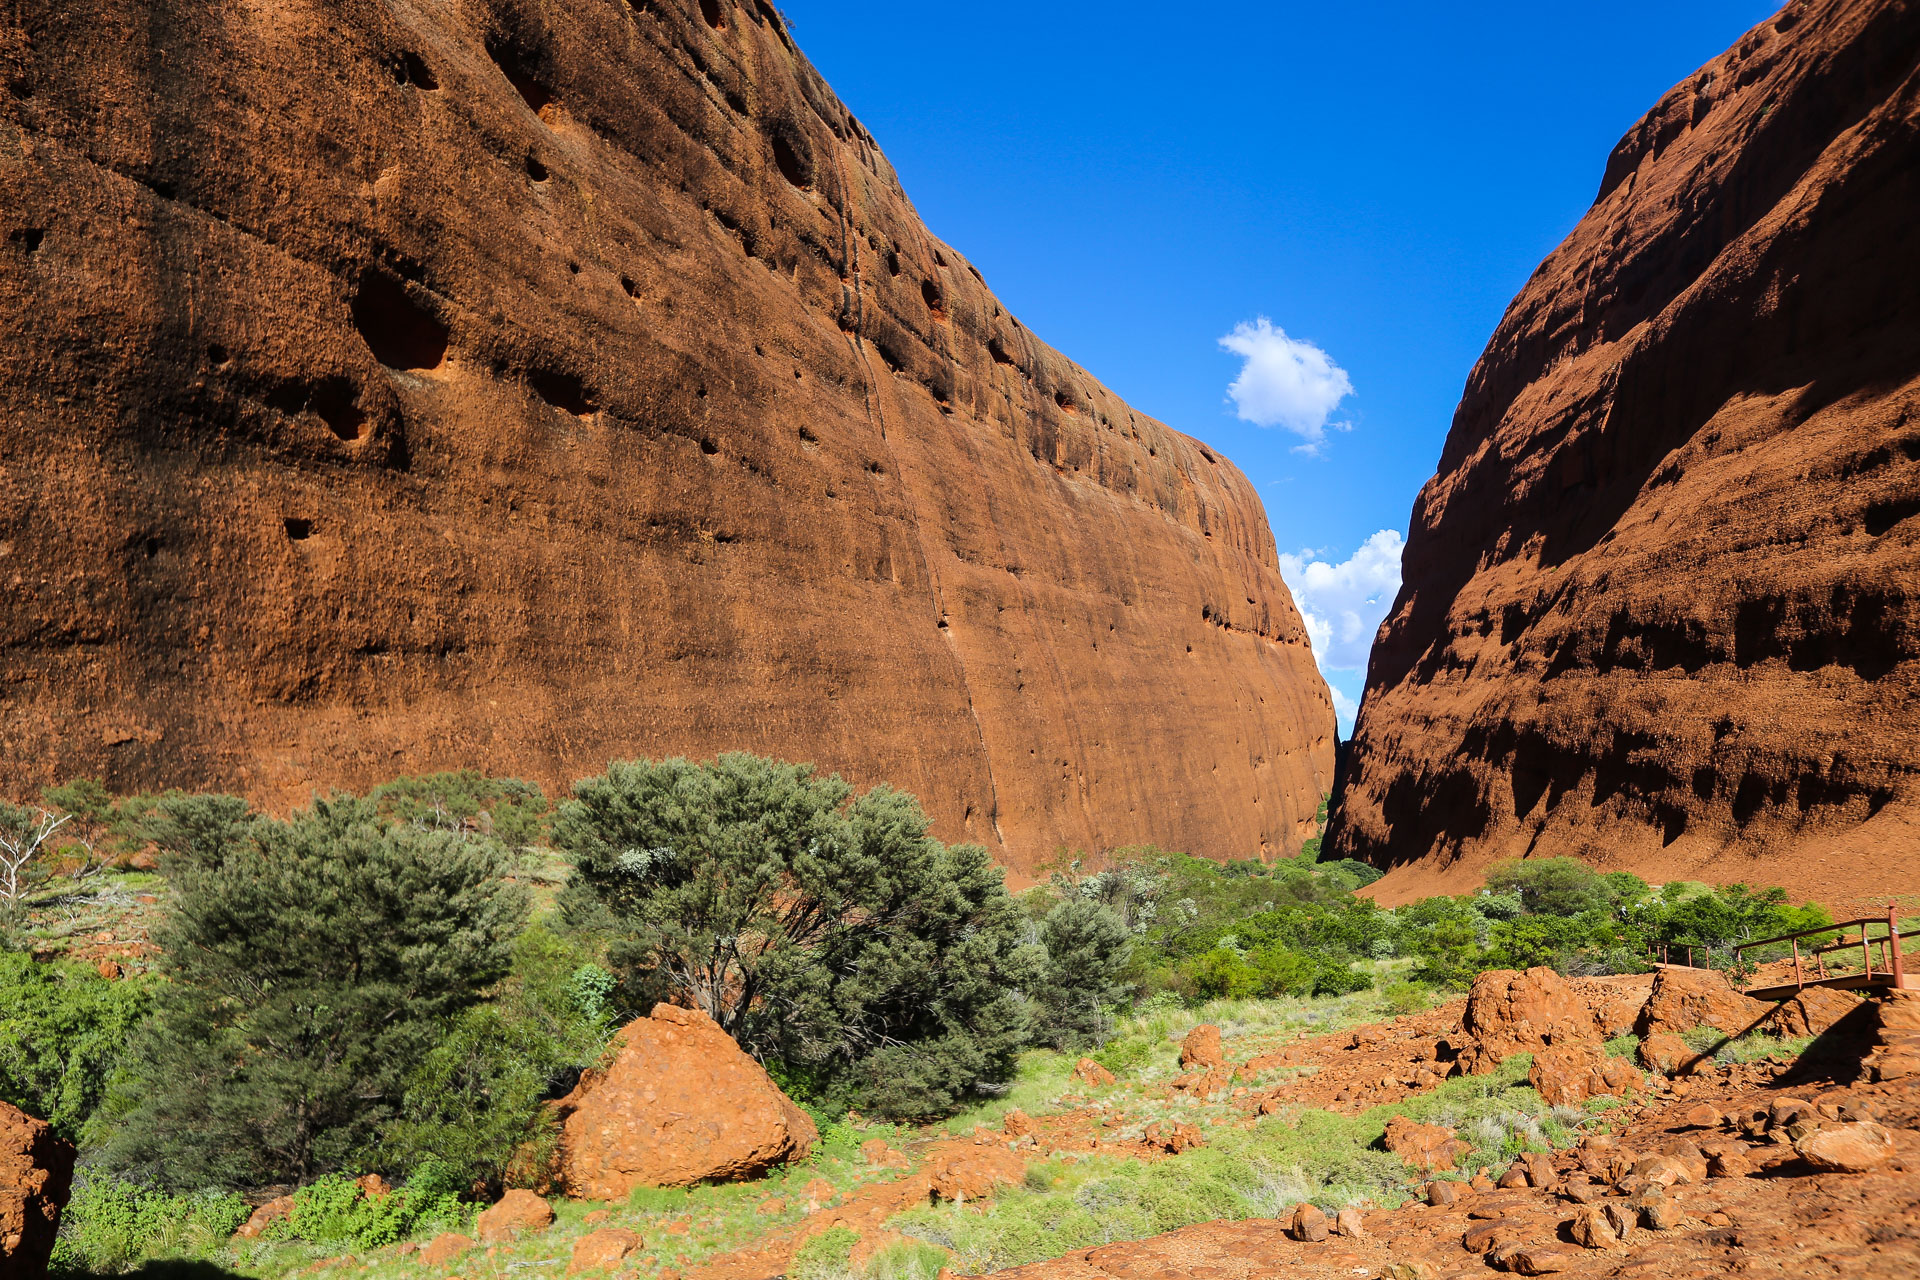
top-left (1733, 906), bottom-right (1908, 995)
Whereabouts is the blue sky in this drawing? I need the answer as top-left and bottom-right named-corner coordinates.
top-left (780, 0), bottom-right (1781, 730)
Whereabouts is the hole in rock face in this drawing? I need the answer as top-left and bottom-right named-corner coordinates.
top-left (310, 380), bottom-right (366, 440)
top-left (987, 336), bottom-right (1015, 366)
top-left (488, 39), bottom-right (555, 113)
top-left (399, 51), bottom-right (438, 90)
top-left (797, 426), bottom-right (817, 442)
top-left (920, 278), bottom-right (945, 317)
top-left (207, 343), bottom-right (230, 366)
top-left (620, 275), bottom-right (639, 297)
top-left (144, 536), bottom-right (161, 559)
top-left (699, 0), bottom-right (726, 28)
top-left (283, 517), bottom-right (314, 540)
top-left (525, 154), bottom-right (549, 181)
top-left (267, 378), bottom-right (366, 440)
top-left (531, 369), bottom-right (592, 416)
top-left (352, 271), bottom-right (448, 370)
top-left (1866, 496), bottom-right (1920, 536)
top-left (567, 260), bottom-right (580, 275)
top-left (11, 228), bottom-right (44, 254)
top-left (884, 250), bottom-right (900, 277)
top-left (770, 134), bottom-right (810, 188)
top-left (1054, 390), bottom-right (1076, 413)
top-left (700, 437), bottom-right (719, 455)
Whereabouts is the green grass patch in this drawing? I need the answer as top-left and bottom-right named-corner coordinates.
top-left (1679, 1025), bottom-right (1812, 1064)
top-left (890, 1055), bottom-right (1575, 1274)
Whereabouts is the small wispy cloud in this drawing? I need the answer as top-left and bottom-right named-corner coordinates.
top-left (1218, 317), bottom-right (1354, 452)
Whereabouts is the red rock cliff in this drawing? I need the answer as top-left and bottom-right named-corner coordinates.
top-left (1332, 0), bottom-right (1920, 907)
top-left (0, 0), bottom-right (1333, 872)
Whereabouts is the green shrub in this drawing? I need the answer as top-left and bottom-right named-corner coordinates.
top-left (860, 1239), bottom-right (949, 1280)
top-left (1380, 980), bottom-right (1431, 1017)
top-left (377, 926), bottom-right (614, 1191)
top-left (0, 951), bottom-right (151, 1142)
top-left (368, 771), bottom-right (550, 851)
top-left (557, 754), bottom-right (1041, 1120)
top-left (1088, 1036), bottom-right (1152, 1078)
top-left (49, 1176), bottom-right (249, 1275)
top-left (790, 1225), bottom-right (859, 1280)
top-left (628, 1185), bottom-right (692, 1214)
top-left (1032, 899), bottom-right (1133, 1051)
top-left (268, 1168), bottom-right (468, 1248)
top-left (101, 794), bottom-right (530, 1188)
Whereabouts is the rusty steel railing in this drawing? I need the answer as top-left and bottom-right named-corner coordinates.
top-left (1733, 905), bottom-right (1911, 999)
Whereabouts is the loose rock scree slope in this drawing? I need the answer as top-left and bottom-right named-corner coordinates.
top-left (1332, 0), bottom-right (1920, 905)
top-left (0, 0), bottom-right (1333, 872)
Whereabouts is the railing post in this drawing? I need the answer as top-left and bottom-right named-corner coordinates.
top-left (1892, 905), bottom-right (1907, 990)
top-left (1793, 938), bottom-right (1804, 991)
top-left (1864, 929), bottom-right (1873, 981)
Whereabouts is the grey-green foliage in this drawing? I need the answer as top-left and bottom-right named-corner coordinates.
top-left (101, 793), bottom-right (529, 1188)
top-left (367, 770), bottom-right (549, 850)
top-left (556, 753), bottom-right (1042, 1120)
top-left (1032, 899), bottom-right (1133, 1051)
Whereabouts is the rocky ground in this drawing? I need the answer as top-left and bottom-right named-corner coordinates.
top-left (16, 966), bottom-right (1920, 1280)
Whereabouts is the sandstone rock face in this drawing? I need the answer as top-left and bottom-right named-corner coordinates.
top-left (1382, 1117), bottom-right (1469, 1172)
top-left (1461, 967), bottom-right (1598, 1069)
top-left (1867, 989), bottom-right (1920, 1080)
top-left (1527, 1044), bottom-right (1640, 1106)
top-left (1795, 1121), bottom-right (1895, 1173)
top-left (1638, 1033), bottom-right (1696, 1076)
top-left (925, 1144), bottom-right (1023, 1204)
top-left (0, 0), bottom-right (1333, 876)
top-left (567, 1228), bottom-right (641, 1275)
top-left (1072, 1058), bottom-right (1116, 1089)
top-left (419, 1233), bottom-right (475, 1268)
top-left (558, 1003), bottom-right (815, 1197)
top-left (1635, 967), bottom-right (1770, 1039)
top-left (1179, 1025), bottom-right (1225, 1070)
top-left (1764, 987), bottom-right (1862, 1038)
top-left (234, 1195), bottom-right (295, 1240)
top-left (0, 1102), bottom-right (73, 1280)
top-left (1332, 0), bottom-right (1920, 905)
top-left (475, 1189), bottom-right (553, 1243)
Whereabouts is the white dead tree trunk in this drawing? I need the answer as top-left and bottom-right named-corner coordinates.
top-left (0, 809), bottom-right (69, 906)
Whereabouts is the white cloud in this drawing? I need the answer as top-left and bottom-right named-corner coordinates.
top-left (1218, 317), bottom-right (1354, 450)
top-left (1326, 681), bottom-right (1360, 731)
top-left (1279, 530), bottom-right (1404, 734)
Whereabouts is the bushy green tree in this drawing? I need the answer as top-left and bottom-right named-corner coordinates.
top-left (1482, 858), bottom-right (1646, 918)
top-left (556, 754), bottom-right (1041, 1119)
top-left (375, 926), bottom-right (616, 1191)
top-left (102, 794), bottom-right (528, 1188)
top-left (1032, 899), bottom-right (1133, 1050)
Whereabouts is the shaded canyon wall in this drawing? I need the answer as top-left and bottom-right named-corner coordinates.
top-left (1332, 0), bottom-right (1920, 909)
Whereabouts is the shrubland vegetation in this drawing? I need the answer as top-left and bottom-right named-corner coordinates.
top-left (0, 757), bottom-right (1857, 1278)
